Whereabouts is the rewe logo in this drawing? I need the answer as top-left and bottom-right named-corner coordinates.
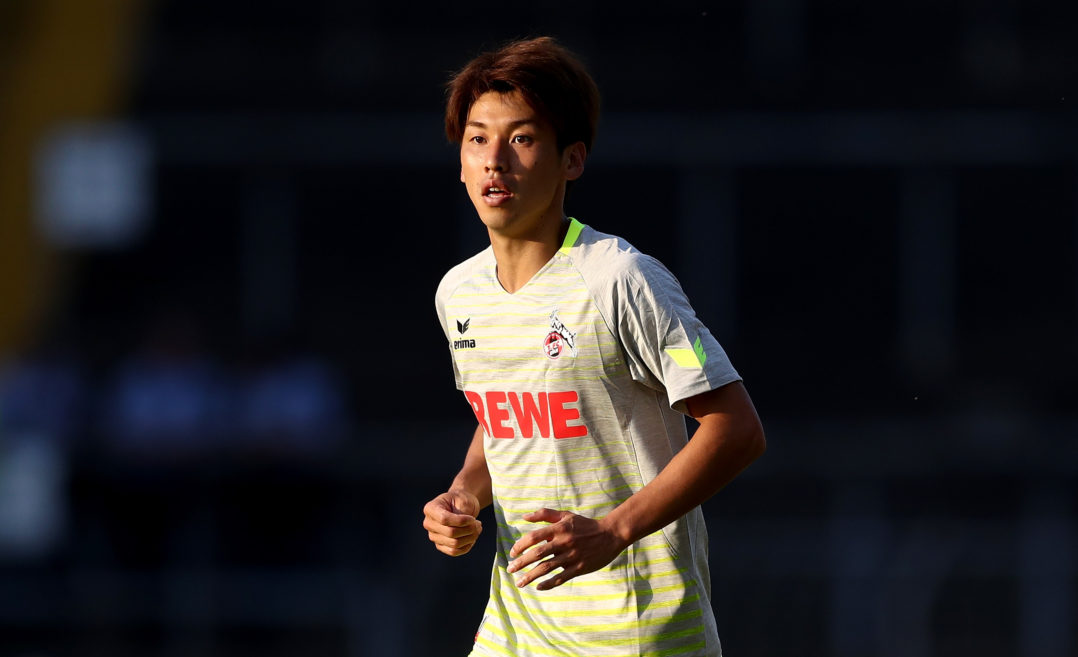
top-left (464, 389), bottom-right (588, 439)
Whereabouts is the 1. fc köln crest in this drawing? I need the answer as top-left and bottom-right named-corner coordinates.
top-left (544, 309), bottom-right (578, 359)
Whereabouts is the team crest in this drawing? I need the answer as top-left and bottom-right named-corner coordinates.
top-left (543, 309), bottom-right (577, 359)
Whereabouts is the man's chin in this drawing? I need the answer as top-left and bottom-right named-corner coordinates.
top-left (477, 211), bottom-right (515, 232)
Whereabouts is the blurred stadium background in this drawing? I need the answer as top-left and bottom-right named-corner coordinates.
top-left (0, 1), bottom-right (1075, 656)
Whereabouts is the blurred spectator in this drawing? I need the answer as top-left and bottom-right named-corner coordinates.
top-left (0, 335), bottom-right (83, 558)
top-left (0, 336), bottom-right (85, 444)
top-left (231, 335), bottom-right (347, 460)
top-left (98, 308), bottom-right (227, 462)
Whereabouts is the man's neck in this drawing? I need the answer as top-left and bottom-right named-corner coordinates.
top-left (489, 216), bottom-right (570, 294)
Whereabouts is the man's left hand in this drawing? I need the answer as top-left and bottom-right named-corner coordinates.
top-left (506, 508), bottom-right (629, 590)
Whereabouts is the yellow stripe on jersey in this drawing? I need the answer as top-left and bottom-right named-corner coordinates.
top-left (453, 364), bottom-right (609, 376)
top-left (489, 592), bottom-right (701, 618)
top-left (497, 580), bottom-right (696, 605)
top-left (486, 447), bottom-right (631, 462)
top-left (545, 568), bottom-right (688, 588)
top-left (474, 633), bottom-right (567, 657)
top-left (481, 617), bottom-right (706, 649)
top-left (493, 483), bottom-right (634, 503)
top-left (453, 354), bottom-right (602, 362)
top-left (493, 472), bottom-right (643, 491)
top-left (444, 315), bottom-right (590, 325)
top-left (475, 633), bottom-right (709, 657)
top-left (497, 606), bottom-right (703, 635)
top-left (447, 292), bottom-right (590, 304)
top-left (490, 462), bottom-right (637, 480)
top-left (499, 498), bottom-right (626, 515)
top-left (496, 555), bottom-right (684, 580)
top-left (463, 375), bottom-right (620, 385)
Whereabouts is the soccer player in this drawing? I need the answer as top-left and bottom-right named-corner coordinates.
top-left (422, 36), bottom-right (766, 657)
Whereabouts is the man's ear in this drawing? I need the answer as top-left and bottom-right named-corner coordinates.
top-left (460, 168), bottom-right (466, 183)
top-left (564, 142), bottom-right (587, 181)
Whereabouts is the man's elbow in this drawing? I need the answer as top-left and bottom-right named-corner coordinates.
top-left (745, 421), bottom-right (766, 464)
top-left (726, 409), bottom-right (765, 469)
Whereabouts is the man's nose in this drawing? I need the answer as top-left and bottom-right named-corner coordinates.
top-left (485, 139), bottom-right (508, 172)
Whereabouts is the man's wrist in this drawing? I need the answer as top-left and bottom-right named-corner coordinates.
top-left (599, 509), bottom-right (636, 549)
top-left (448, 480), bottom-right (478, 498)
top-left (449, 475), bottom-right (491, 509)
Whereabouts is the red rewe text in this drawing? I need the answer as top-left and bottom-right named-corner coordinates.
top-left (464, 390), bottom-right (588, 439)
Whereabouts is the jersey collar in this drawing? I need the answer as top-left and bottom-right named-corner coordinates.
top-left (558, 217), bottom-right (586, 256)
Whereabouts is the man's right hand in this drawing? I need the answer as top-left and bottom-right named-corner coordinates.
top-left (422, 489), bottom-right (483, 556)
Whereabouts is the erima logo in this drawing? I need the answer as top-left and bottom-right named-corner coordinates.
top-left (454, 318), bottom-right (476, 350)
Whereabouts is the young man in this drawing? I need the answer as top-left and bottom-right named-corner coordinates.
top-left (422, 37), bottom-right (766, 657)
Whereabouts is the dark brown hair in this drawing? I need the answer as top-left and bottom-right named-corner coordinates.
top-left (445, 37), bottom-right (601, 154)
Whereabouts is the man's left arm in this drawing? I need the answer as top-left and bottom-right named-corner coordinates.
top-left (507, 380), bottom-right (766, 590)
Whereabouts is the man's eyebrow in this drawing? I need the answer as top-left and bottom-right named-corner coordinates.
top-left (465, 118), bottom-right (540, 130)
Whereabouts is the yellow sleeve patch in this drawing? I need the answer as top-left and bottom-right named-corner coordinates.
top-left (666, 336), bottom-right (708, 368)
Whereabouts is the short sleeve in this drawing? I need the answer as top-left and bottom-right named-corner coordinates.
top-left (614, 255), bottom-right (741, 414)
top-left (435, 275), bottom-right (464, 391)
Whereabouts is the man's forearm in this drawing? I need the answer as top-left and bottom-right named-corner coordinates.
top-left (451, 424), bottom-right (493, 510)
top-left (601, 382), bottom-right (765, 546)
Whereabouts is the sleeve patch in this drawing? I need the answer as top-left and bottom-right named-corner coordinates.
top-left (693, 335), bottom-right (708, 366)
top-left (666, 336), bottom-right (708, 369)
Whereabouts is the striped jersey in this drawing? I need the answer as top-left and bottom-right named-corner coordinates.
top-left (435, 218), bottom-right (741, 657)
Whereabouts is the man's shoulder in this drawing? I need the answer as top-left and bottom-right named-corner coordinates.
top-left (572, 224), bottom-right (669, 288)
top-left (436, 247), bottom-right (493, 301)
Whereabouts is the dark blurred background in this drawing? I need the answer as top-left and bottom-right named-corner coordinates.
top-left (0, 1), bottom-right (1075, 656)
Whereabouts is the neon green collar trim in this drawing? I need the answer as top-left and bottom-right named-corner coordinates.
top-left (559, 217), bottom-right (585, 255)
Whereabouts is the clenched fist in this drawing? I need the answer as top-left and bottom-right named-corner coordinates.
top-left (422, 489), bottom-right (483, 556)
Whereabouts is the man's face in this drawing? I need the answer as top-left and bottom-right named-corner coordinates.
top-left (460, 90), bottom-right (582, 239)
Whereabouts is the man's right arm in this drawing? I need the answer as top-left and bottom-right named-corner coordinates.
top-left (422, 424), bottom-right (491, 556)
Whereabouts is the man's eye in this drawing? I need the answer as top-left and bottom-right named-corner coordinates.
top-left (470, 135), bottom-right (486, 144)
top-left (512, 135), bottom-right (532, 144)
